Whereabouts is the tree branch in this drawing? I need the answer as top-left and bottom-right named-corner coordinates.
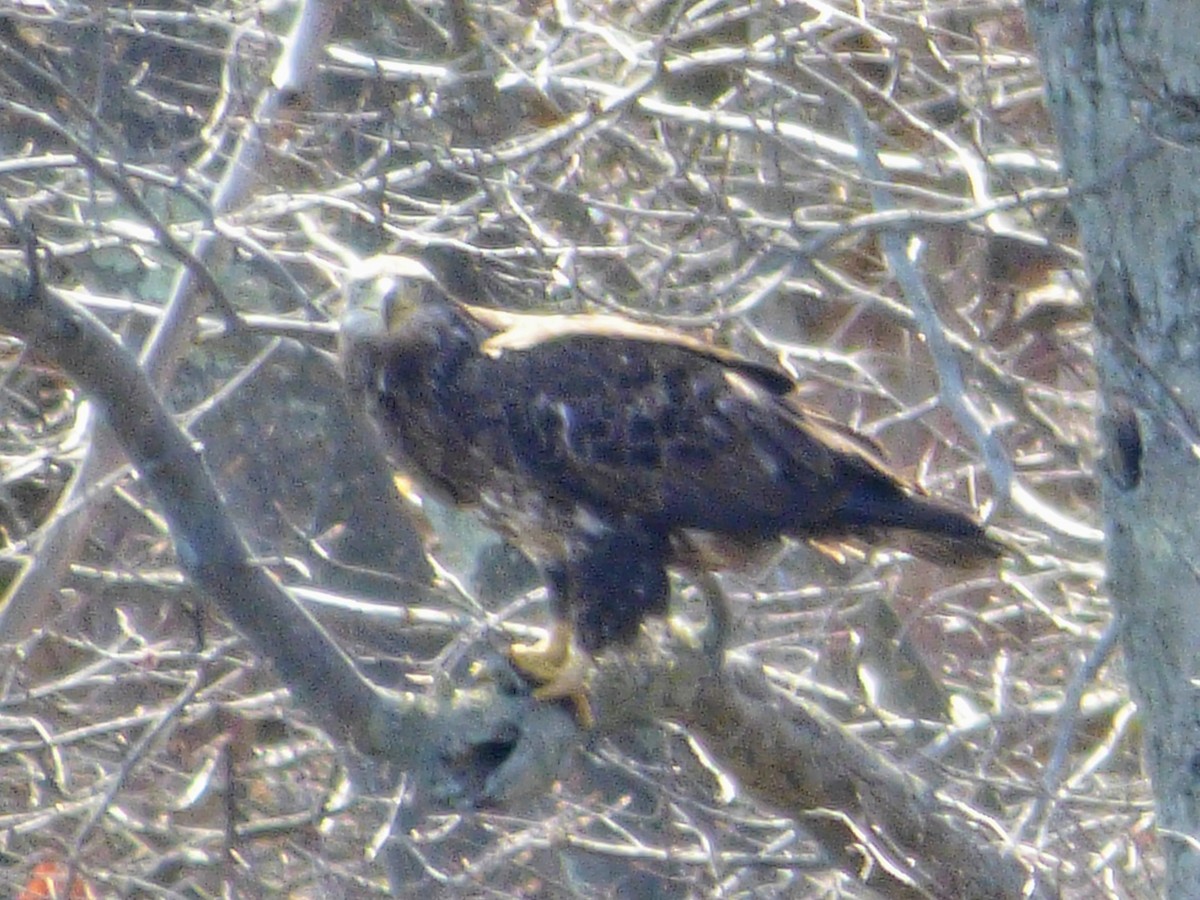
top-left (584, 623), bottom-right (1053, 900)
top-left (0, 252), bottom-right (576, 808)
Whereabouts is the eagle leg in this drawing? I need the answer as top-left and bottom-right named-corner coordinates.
top-left (509, 620), bottom-right (595, 727)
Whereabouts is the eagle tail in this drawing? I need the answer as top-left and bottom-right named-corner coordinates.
top-left (834, 489), bottom-right (1005, 567)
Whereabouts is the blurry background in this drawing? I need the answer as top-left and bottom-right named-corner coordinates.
top-left (0, 1), bottom-right (1124, 897)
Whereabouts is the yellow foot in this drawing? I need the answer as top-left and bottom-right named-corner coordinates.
top-left (509, 622), bottom-right (595, 728)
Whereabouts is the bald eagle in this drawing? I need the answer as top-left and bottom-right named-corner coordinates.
top-left (340, 252), bottom-right (1001, 721)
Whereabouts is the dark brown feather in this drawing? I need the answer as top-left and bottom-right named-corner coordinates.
top-left (341, 277), bottom-right (1001, 652)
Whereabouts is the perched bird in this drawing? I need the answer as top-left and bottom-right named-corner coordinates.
top-left (340, 250), bottom-right (1002, 722)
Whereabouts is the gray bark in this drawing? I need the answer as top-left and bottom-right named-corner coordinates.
top-left (1025, 3), bottom-right (1200, 894)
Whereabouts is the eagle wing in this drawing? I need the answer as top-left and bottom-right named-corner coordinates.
top-left (465, 304), bottom-right (797, 393)
top-left (460, 303), bottom-right (904, 540)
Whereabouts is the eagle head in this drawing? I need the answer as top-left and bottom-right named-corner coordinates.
top-left (339, 254), bottom-right (437, 346)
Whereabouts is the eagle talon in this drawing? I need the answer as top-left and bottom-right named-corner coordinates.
top-left (510, 622), bottom-right (596, 727)
top-left (508, 620), bottom-right (571, 683)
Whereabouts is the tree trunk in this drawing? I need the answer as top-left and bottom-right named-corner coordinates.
top-left (1025, 4), bottom-right (1200, 894)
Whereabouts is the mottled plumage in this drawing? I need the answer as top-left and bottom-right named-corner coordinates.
top-left (340, 254), bottom-right (1001, 709)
